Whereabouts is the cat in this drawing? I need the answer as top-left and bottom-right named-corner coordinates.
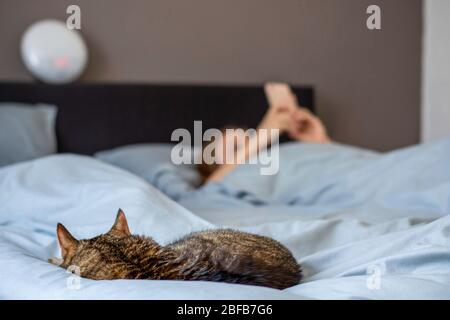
top-left (49, 209), bottom-right (301, 289)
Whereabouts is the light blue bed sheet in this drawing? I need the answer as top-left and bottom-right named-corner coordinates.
top-left (0, 138), bottom-right (449, 299)
top-left (153, 139), bottom-right (450, 299)
top-left (0, 155), bottom-right (302, 299)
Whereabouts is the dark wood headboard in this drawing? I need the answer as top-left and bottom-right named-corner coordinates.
top-left (0, 82), bottom-right (314, 155)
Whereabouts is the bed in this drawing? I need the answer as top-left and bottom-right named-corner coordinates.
top-left (0, 82), bottom-right (449, 299)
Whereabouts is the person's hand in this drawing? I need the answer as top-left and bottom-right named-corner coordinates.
top-left (258, 105), bottom-right (293, 134)
top-left (288, 108), bottom-right (331, 143)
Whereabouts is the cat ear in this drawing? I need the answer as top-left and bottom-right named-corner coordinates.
top-left (109, 209), bottom-right (131, 237)
top-left (56, 223), bottom-right (79, 258)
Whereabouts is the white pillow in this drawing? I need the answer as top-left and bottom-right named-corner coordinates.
top-left (95, 144), bottom-right (202, 199)
top-left (0, 102), bottom-right (57, 167)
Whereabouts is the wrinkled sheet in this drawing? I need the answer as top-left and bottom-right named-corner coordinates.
top-left (158, 139), bottom-right (450, 299)
top-left (0, 155), bottom-right (302, 299)
top-left (1, 138), bottom-right (450, 299)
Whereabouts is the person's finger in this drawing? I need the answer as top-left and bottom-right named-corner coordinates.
top-left (280, 114), bottom-right (293, 128)
top-left (274, 105), bottom-right (292, 114)
top-left (298, 107), bottom-right (313, 114)
top-left (292, 108), bottom-right (309, 119)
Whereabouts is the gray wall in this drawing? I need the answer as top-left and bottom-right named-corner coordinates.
top-left (0, 0), bottom-right (422, 151)
top-left (422, 0), bottom-right (450, 142)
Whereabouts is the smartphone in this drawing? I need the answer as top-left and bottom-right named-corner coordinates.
top-left (264, 82), bottom-right (298, 111)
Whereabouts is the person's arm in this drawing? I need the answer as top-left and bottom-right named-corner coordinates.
top-left (205, 106), bottom-right (331, 183)
top-left (288, 107), bottom-right (331, 143)
top-left (206, 107), bottom-right (292, 183)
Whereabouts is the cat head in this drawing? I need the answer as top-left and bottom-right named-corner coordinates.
top-left (49, 209), bottom-right (134, 280)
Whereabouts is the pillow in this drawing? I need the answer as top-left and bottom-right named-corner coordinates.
top-left (0, 102), bottom-right (57, 167)
top-left (95, 144), bottom-right (202, 199)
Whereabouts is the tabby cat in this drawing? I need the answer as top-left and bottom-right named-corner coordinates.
top-left (50, 209), bottom-right (301, 289)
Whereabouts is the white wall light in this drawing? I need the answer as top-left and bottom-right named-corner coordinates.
top-left (21, 19), bottom-right (88, 84)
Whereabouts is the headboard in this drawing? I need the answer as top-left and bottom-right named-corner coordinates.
top-left (0, 82), bottom-right (314, 155)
